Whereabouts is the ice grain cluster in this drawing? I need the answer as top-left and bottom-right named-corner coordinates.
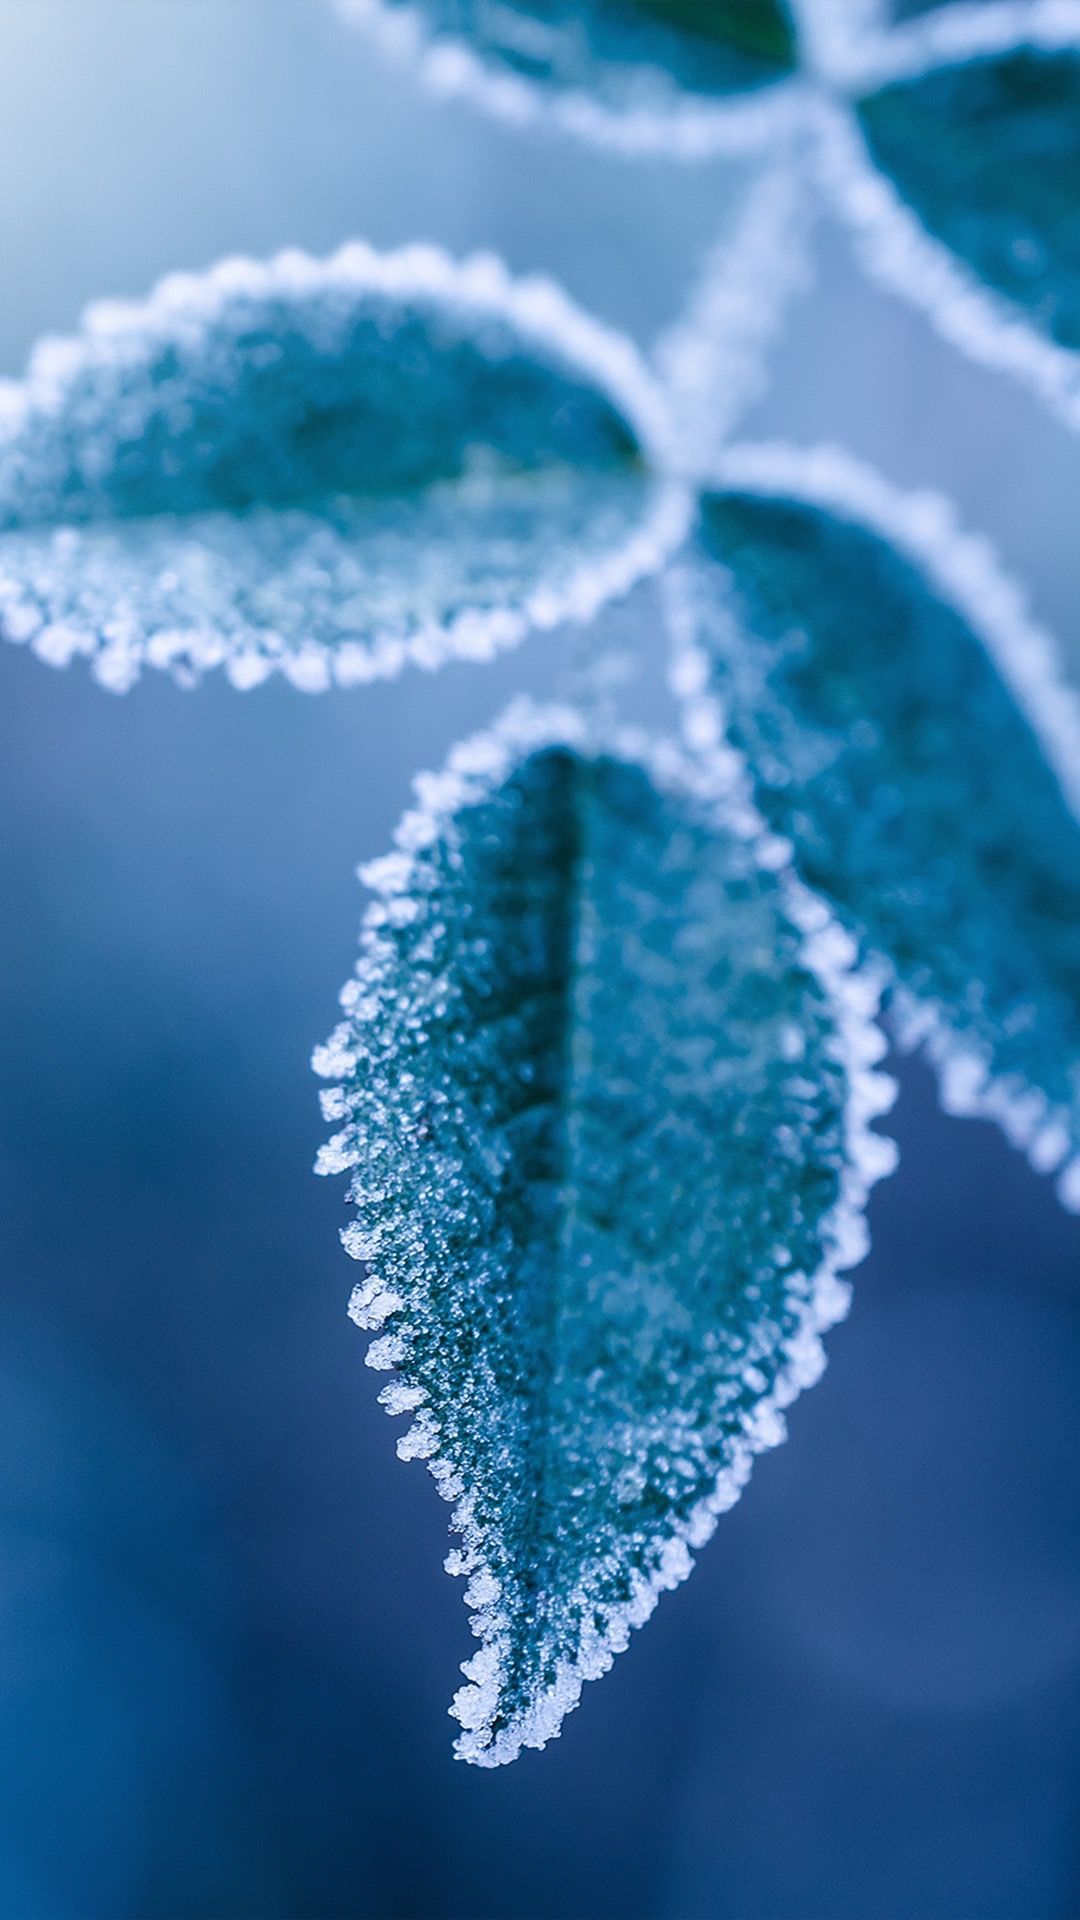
top-left (0, 245), bottom-right (683, 691)
top-left (315, 705), bottom-right (894, 1763)
top-left (342, 0), bottom-right (1080, 430)
top-left (672, 446), bottom-right (1080, 1209)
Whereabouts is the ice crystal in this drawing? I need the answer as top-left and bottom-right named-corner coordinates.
top-left (858, 46), bottom-right (1080, 352)
top-left (675, 447), bottom-right (1080, 1206)
top-left (315, 702), bottom-right (894, 1764)
top-left (0, 244), bottom-right (686, 692)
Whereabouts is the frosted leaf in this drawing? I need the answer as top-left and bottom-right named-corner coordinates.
top-left (338, 0), bottom-right (805, 155)
top-left (314, 699), bottom-right (894, 1765)
top-left (674, 441), bottom-right (1080, 1206)
top-left (0, 243), bottom-right (686, 692)
top-left (812, 10), bottom-right (1080, 432)
top-left (859, 44), bottom-right (1080, 352)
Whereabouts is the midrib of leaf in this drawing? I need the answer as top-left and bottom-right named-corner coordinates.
top-left (507, 754), bottom-right (595, 1700)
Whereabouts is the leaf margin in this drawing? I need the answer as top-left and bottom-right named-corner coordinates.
top-left (313, 693), bottom-right (898, 1765)
top-left (667, 436), bottom-right (1080, 1207)
top-left (0, 241), bottom-right (692, 693)
top-left (652, 157), bottom-right (816, 471)
top-left (334, 0), bottom-right (810, 157)
top-left (810, 2), bottom-right (1080, 432)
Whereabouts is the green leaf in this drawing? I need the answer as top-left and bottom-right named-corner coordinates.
top-left (857, 45), bottom-right (1080, 353)
top-left (314, 702), bottom-right (894, 1764)
top-left (339, 0), bottom-right (799, 148)
top-left (677, 446), bottom-right (1080, 1203)
top-left (0, 244), bottom-right (683, 692)
top-left (608, 0), bottom-right (797, 67)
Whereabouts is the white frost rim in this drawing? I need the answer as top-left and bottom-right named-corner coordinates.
top-left (798, 0), bottom-right (1080, 93)
top-left (787, 0), bottom-right (889, 86)
top-left (333, 0), bottom-right (810, 158)
top-left (327, 0), bottom-right (1080, 436)
top-left (1, 240), bottom-right (678, 466)
top-left (652, 155), bottom-right (816, 471)
top-left (811, 94), bottom-right (1080, 436)
top-left (337, 0), bottom-right (1080, 121)
top-left (0, 475), bottom-right (691, 697)
top-left (314, 693), bottom-right (897, 1765)
top-left (670, 437), bottom-right (1080, 1208)
top-left (0, 240), bottom-right (692, 693)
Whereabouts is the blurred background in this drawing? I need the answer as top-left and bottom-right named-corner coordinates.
top-left (3, 3), bottom-right (1080, 1915)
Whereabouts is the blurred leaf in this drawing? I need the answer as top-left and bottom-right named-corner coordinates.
top-left (858, 48), bottom-right (1080, 353)
top-left (342, 0), bottom-right (798, 129)
top-left (643, 0), bottom-right (795, 63)
top-left (0, 244), bottom-right (678, 692)
top-left (684, 467), bottom-right (1080, 1201)
top-left (314, 704), bottom-right (892, 1765)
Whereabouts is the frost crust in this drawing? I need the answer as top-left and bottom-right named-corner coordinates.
top-left (0, 241), bottom-right (688, 691)
top-left (315, 698), bottom-right (894, 1764)
top-left (670, 438), bottom-right (1080, 1208)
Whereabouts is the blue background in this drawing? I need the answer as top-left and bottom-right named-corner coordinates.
top-left (2, 4), bottom-right (1080, 1915)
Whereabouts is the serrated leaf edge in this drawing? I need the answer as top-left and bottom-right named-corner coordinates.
top-left (667, 436), bottom-right (1080, 1207)
top-left (0, 240), bottom-right (692, 693)
top-left (331, 2), bottom-right (1080, 432)
top-left (652, 158), bottom-right (816, 471)
top-left (314, 693), bottom-right (897, 1764)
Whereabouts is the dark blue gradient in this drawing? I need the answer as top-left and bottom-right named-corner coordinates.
top-left (2, 4), bottom-right (1080, 1915)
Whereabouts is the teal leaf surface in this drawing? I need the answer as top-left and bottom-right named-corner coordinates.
top-left (339, 0), bottom-right (800, 150)
top-left (674, 446), bottom-right (1080, 1205)
top-left (314, 701), bottom-right (894, 1764)
top-left (0, 245), bottom-right (684, 692)
top-left (857, 44), bottom-right (1080, 352)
